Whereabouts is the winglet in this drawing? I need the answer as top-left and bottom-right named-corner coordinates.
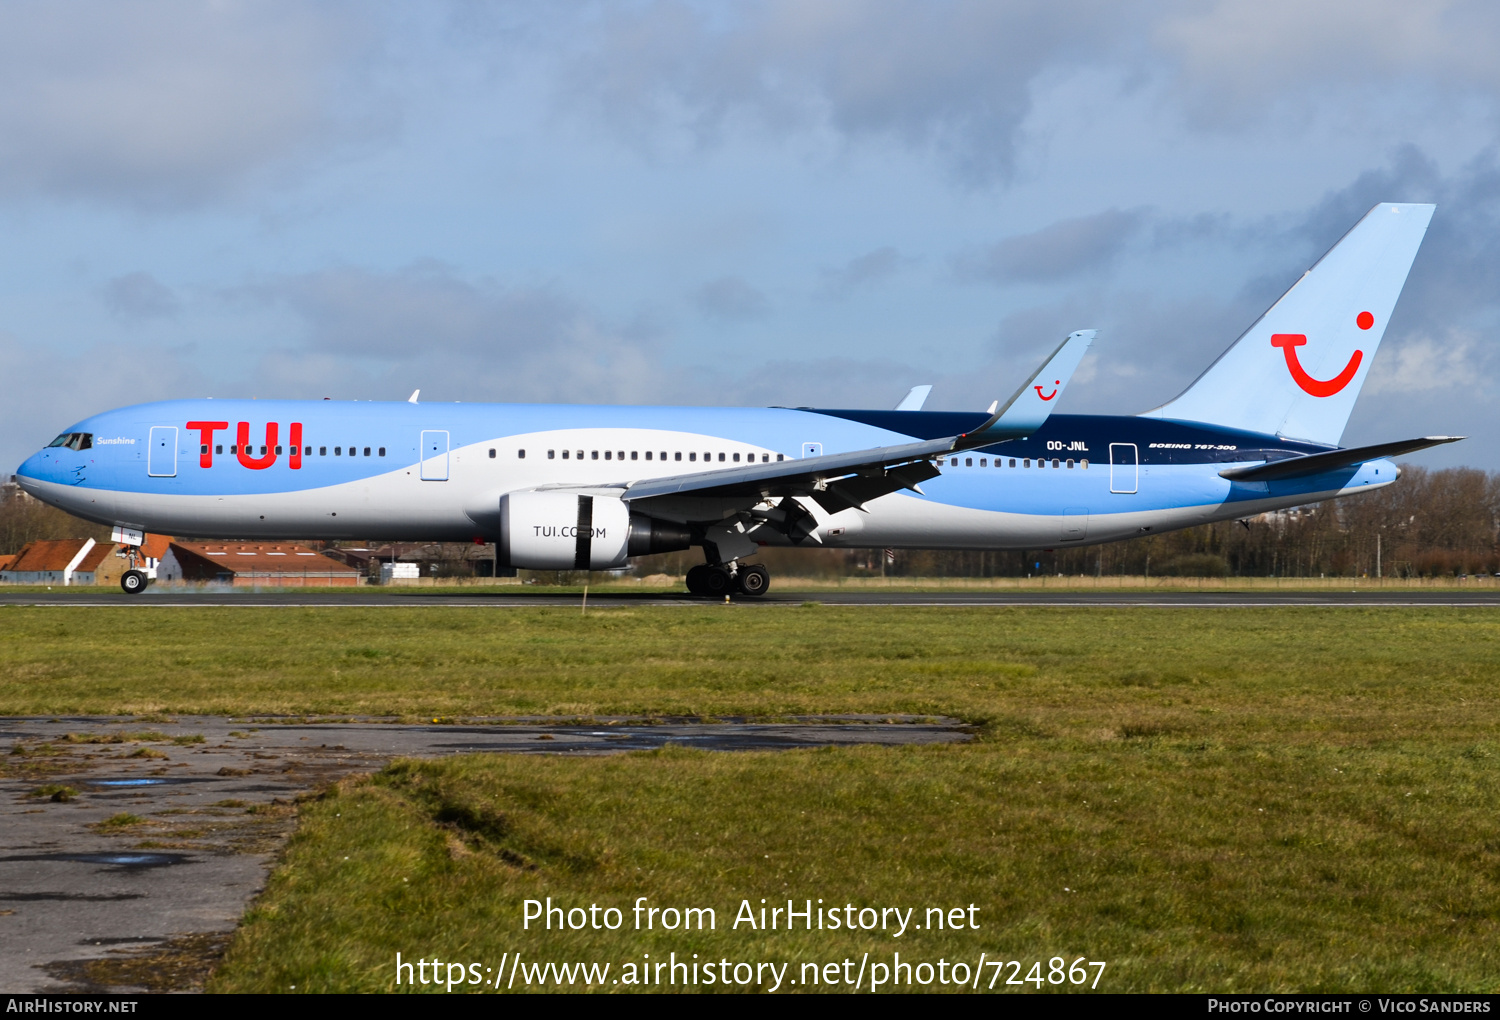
top-left (958, 330), bottom-right (1096, 446)
top-left (408, 389), bottom-right (420, 404)
top-left (894, 384), bottom-right (933, 411)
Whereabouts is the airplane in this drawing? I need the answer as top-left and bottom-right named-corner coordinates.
top-left (14, 202), bottom-right (1461, 597)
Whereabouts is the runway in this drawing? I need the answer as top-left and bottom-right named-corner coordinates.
top-left (2, 587), bottom-right (1499, 608)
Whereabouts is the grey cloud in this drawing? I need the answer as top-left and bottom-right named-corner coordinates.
top-left (1156, 1), bottom-right (1500, 125)
top-left (693, 276), bottom-right (771, 321)
top-left (239, 262), bottom-right (672, 405)
top-left (559, 0), bottom-right (1130, 182)
top-left (818, 247), bottom-right (911, 298)
top-left (0, 2), bottom-right (385, 207)
top-left (0, 331), bottom-right (206, 476)
top-left (955, 208), bottom-right (1146, 285)
top-left (102, 272), bottom-right (180, 324)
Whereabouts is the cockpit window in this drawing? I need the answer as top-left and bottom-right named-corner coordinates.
top-left (47, 433), bottom-right (92, 451)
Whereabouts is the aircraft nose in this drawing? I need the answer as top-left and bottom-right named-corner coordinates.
top-left (15, 450), bottom-right (54, 491)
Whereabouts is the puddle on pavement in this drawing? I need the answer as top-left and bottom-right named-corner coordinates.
top-left (85, 777), bottom-right (217, 787)
top-left (1, 852), bottom-right (191, 869)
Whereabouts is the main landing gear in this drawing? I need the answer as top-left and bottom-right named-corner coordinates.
top-left (685, 562), bottom-right (771, 599)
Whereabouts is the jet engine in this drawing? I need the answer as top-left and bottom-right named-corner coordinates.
top-left (499, 491), bottom-right (691, 570)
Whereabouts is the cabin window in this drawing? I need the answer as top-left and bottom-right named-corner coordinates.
top-left (1066, 459), bottom-right (1074, 469)
top-left (591, 450), bottom-right (599, 460)
top-left (631, 451), bottom-right (638, 460)
top-left (378, 448), bottom-right (385, 457)
top-left (617, 451), bottom-right (624, 460)
top-left (304, 446), bottom-right (311, 456)
top-left (675, 452), bottom-right (682, 461)
top-left (1081, 459), bottom-right (1089, 469)
top-left (1052, 458), bottom-right (1060, 468)
top-left (733, 453), bottom-right (741, 463)
top-left (604, 450), bottom-right (612, 460)
top-left (1008, 458), bottom-right (1016, 468)
top-left (200, 445), bottom-right (208, 455)
top-left (334, 447), bottom-right (341, 455)
top-left (275, 446), bottom-right (283, 455)
top-left (488, 449), bottom-right (496, 458)
top-left (777, 454), bottom-right (784, 461)
top-left (216, 445), bottom-right (223, 455)
top-left (319, 447), bottom-right (326, 456)
top-left (361, 447), bottom-right (368, 456)
top-left (230, 445), bottom-right (238, 454)
top-left (689, 452), bottom-right (696, 462)
top-left (548, 450), bottom-right (555, 459)
top-left (644, 451), bottom-right (651, 460)
top-left (576, 450), bottom-right (583, 460)
top-left (979, 458), bottom-right (986, 467)
top-left (718, 452), bottom-right (725, 462)
top-left (965, 458), bottom-right (972, 467)
top-left (1023, 458), bottom-right (1030, 468)
top-left (561, 450), bottom-right (569, 459)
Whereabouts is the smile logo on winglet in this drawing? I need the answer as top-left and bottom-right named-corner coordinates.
top-left (1270, 312), bottom-right (1372, 397)
top-left (1034, 380), bottom-right (1060, 401)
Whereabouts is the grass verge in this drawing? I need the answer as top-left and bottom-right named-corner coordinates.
top-left (3, 605), bottom-right (1496, 992)
top-left (211, 736), bottom-right (1499, 993)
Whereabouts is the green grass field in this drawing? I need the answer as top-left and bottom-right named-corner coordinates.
top-left (4, 605), bottom-right (1498, 992)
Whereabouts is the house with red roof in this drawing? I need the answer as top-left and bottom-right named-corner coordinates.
top-left (159, 542), bottom-right (361, 587)
top-left (0, 538), bottom-right (130, 586)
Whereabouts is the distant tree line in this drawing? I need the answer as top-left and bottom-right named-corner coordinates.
top-left (5, 465), bottom-right (1497, 578)
top-left (644, 464), bottom-right (1500, 580)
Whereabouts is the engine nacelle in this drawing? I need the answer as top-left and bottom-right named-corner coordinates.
top-left (499, 492), bottom-right (692, 570)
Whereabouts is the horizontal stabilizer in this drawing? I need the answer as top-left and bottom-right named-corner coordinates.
top-left (1219, 436), bottom-right (1464, 482)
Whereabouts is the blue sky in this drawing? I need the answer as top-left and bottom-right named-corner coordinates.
top-left (4, 1), bottom-right (1500, 471)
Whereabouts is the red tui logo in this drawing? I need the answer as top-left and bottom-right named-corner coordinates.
top-left (1271, 333), bottom-right (1362, 397)
top-left (1034, 379), bottom-right (1060, 401)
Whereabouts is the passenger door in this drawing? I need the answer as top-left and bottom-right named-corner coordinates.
top-left (147, 426), bottom-right (178, 477)
top-left (1109, 443), bottom-right (1138, 494)
top-left (420, 430), bottom-right (450, 481)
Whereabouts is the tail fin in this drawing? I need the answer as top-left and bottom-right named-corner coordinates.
top-left (1143, 203), bottom-right (1434, 445)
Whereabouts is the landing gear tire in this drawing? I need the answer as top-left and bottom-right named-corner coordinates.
top-left (736, 564), bottom-right (771, 598)
top-left (703, 566), bottom-right (735, 598)
top-left (120, 570), bottom-right (148, 595)
top-left (685, 564), bottom-right (710, 596)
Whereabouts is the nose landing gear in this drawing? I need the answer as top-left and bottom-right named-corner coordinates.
top-left (684, 561), bottom-right (772, 598)
top-left (120, 569), bottom-right (148, 595)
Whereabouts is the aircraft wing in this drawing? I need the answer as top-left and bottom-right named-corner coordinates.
top-left (1218, 435), bottom-right (1464, 482)
top-left (608, 329), bottom-right (1097, 517)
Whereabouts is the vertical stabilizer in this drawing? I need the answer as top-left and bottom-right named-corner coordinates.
top-left (1143, 203), bottom-right (1434, 445)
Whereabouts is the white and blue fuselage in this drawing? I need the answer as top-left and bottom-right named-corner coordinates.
top-left (14, 398), bottom-right (1392, 552)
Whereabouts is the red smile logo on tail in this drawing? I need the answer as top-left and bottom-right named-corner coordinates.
top-left (1270, 312), bottom-right (1372, 398)
top-left (1034, 380), bottom-right (1060, 401)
